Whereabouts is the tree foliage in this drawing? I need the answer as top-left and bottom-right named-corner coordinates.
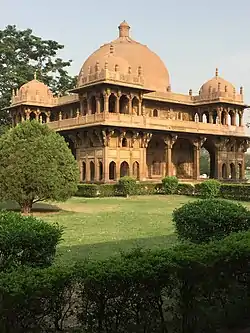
top-left (0, 120), bottom-right (79, 213)
top-left (0, 25), bottom-right (77, 123)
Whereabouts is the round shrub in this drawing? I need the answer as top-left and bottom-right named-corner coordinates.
top-left (0, 210), bottom-right (63, 270)
top-left (162, 176), bottom-right (178, 194)
top-left (173, 199), bottom-right (250, 243)
top-left (118, 176), bottom-right (136, 197)
top-left (195, 179), bottom-right (221, 199)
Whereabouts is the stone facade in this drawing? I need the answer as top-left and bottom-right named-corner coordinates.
top-left (6, 21), bottom-right (250, 183)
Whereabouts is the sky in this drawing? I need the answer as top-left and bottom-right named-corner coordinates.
top-left (1, 0), bottom-right (250, 119)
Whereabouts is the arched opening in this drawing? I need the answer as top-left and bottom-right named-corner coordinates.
top-left (109, 93), bottom-right (116, 113)
top-left (122, 138), bottom-right (128, 147)
top-left (120, 161), bottom-right (129, 178)
top-left (90, 96), bottom-right (96, 114)
top-left (119, 95), bottom-right (129, 114)
top-left (201, 140), bottom-right (216, 179)
top-left (50, 112), bottom-right (56, 122)
top-left (153, 109), bottom-right (158, 117)
top-left (221, 110), bottom-right (227, 125)
top-left (222, 163), bottom-right (227, 179)
top-left (146, 135), bottom-right (164, 179)
top-left (90, 161), bottom-right (95, 182)
top-left (229, 110), bottom-right (235, 126)
top-left (152, 161), bottom-right (161, 175)
top-left (82, 99), bottom-right (88, 116)
top-left (40, 112), bottom-right (47, 123)
top-left (199, 147), bottom-right (210, 178)
top-left (238, 163), bottom-right (243, 179)
top-left (212, 110), bottom-right (217, 124)
top-left (17, 113), bottom-right (22, 123)
top-left (82, 162), bottom-right (86, 181)
top-left (202, 112), bottom-right (209, 123)
top-left (99, 161), bottom-right (103, 181)
top-left (132, 97), bottom-right (139, 115)
top-left (230, 163), bottom-right (236, 179)
top-left (30, 112), bottom-right (36, 121)
top-left (133, 161), bottom-right (139, 180)
top-left (194, 113), bottom-right (199, 122)
top-left (109, 161), bottom-right (116, 180)
top-left (172, 138), bottom-right (194, 179)
top-left (100, 94), bottom-right (104, 113)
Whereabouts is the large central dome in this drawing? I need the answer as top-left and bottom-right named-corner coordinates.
top-left (78, 21), bottom-right (170, 92)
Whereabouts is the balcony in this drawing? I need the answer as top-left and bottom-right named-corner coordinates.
top-left (47, 112), bottom-right (247, 137)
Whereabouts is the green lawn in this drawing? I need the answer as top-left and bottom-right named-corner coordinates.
top-left (2, 195), bottom-right (250, 264)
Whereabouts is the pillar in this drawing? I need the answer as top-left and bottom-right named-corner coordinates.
top-left (193, 146), bottom-right (200, 180)
top-left (165, 145), bottom-right (172, 176)
top-left (94, 157), bottom-right (99, 182)
top-left (209, 111), bottom-right (213, 124)
top-left (239, 113), bottom-right (243, 126)
top-left (104, 94), bottom-right (109, 113)
top-left (86, 158), bottom-right (90, 182)
top-left (103, 146), bottom-right (109, 182)
top-left (87, 98), bottom-right (91, 115)
top-left (116, 96), bottom-right (120, 113)
top-left (138, 100), bottom-right (142, 116)
top-left (96, 98), bottom-right (101, 114)
top-left (128, 97), bottom-right (132, 114)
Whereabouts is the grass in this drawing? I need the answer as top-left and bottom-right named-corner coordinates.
top-left (0, 195), bottom-right (195, 263)
top-left (3, 195), bottom-right (250, 264)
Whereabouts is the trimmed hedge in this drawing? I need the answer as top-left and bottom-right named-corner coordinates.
top-left (162, 176), bottom-right (179, 194)
top-left (173, 199), bottom-right (250, 243)
top-left (1, 232), bottom-right (250, 332)
top-left (0, 211), bottom-right (63, 271)
top-left (76, 181), bottom-right (250, 202)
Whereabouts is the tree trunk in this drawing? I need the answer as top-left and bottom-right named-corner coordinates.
top-left (21, 201), bottom-right (33, 215)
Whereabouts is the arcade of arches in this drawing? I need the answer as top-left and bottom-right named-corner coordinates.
top-left (65, 128), bottom-right (248, 183)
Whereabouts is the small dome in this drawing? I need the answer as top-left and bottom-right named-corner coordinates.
top-left (12, 76), bottom-right (56, 106)
top-left (200, 68), bottom-right (236, 97)
top-left (78, 21), bottom-right (170, 92)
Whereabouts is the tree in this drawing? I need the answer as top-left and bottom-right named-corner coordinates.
top-left (0, 120), bottom-right (79, 213)
top-left (0, 25), bottom-right (77, 124)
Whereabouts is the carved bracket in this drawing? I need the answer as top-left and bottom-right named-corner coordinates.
top-left (141, 132), bottom-right (152, 148)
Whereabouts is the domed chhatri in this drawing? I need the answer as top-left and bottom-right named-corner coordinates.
top-left (78, 20), bottom-right (170, 92)
top-left (12, 74), bottom-right (57, 107)
top-left (199, 68), bottom-right (239, 98)
top-left (6, 21), bottom-right (250, 184)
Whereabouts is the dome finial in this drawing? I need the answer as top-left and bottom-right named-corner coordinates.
top-left (215, 68), bottom-right (218, 77)
top-left (118, 20), bottom-right (130, 38)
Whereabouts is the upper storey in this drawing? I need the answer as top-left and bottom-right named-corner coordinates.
top-left (76, 21), bottom-right (170, 92)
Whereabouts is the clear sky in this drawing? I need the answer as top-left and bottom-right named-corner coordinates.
top-left (1, 0), bottom-right (250, 109)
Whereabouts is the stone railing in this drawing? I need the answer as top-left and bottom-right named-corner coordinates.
top-left (78, 68), bottom-right (144, 88)
top-left (47, 112), bottom-right (248, 137)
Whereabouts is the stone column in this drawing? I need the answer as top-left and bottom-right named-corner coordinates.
top-left (103, 146), bottom-right (109, 182)
top-left (128, 96), bottom-right (132, 114)
top-left (239, 112), bottom-right (243, 126)
top-left (193, 145), bottom-right (200, 180)
top-left (116, 96), bottom-right (120, 113)
top-left (86, 158), bottom-right (90, 182)
top-left (209, 111), bottom-right (213, 124)
top-left (138, 99), bottom-right (142, 116)
top-left (96, 97), bottom-right (101, 114)
top-left (165, 145), bottom-right (172, 176)
top-left (87, 98), bottom-right (91, 115)
top-left (94, 157), bottom-right (99, 182)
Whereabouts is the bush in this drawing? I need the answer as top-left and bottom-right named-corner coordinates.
top-left (173, 198), bottom-right (250, 243)
top-left (0, 121), bottom-right (79, 213)
top-left (99, 184), bottom-right (121, 197)
top-left (2, 232), bottom-right (250, 332)
top-left (220, 183), bottom-right (250, 201)
top-left (195, 179), bottom-right (221, 198)
top-left (162, 176), bottom-right (179, 194)
top-left (76, 184), bottom-right (99, 197)
top-left (0, 211), bottom-right (63, 270)
top-left (177, 183), bottom-right (195, 196)
top-left (118, 176), bottom-right (137, 196)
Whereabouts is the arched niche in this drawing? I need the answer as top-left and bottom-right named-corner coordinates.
top-left (109, 93), bottom-right (116, 113)
top-left (172, 138), bottom-right (194, 179)
top-left (120, 161), bottom-right (129, 178)
top-left (109, 161), bottom-right (116, 180)
top-left (119, 95), bottom-right (129, 114)
top-left (132, 97), bottom-right (139, 115)
top-left (132, 161), bottom-right (139, 180)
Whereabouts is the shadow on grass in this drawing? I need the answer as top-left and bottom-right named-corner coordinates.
top-left (56, 233), bottom-right (178, 264)
top-left (0, 200), bottom-right (61, 213)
